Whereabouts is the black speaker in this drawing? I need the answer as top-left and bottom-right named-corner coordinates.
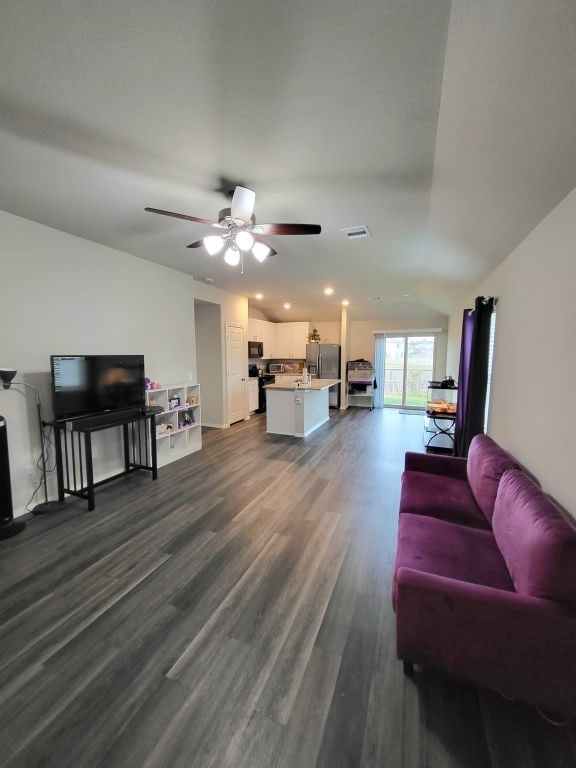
top-left (0, 415), bottom-right (26, 539)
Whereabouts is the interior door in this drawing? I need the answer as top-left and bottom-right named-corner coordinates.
top-left (227, 325), bottom-right (246, 424)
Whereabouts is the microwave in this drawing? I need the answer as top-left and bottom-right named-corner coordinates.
top-left (269, 363), bottom-right (285, 373)
top-left (248, 341), bottom-right (264, 358)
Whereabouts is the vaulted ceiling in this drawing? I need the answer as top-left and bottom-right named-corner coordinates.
top-left (1, 1), bottom-right (575, 322)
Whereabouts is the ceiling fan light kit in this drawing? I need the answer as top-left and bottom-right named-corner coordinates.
top-left (235, 230), bottom-right (255, 251)
top-left (203, 234), bottom-right (225, 255)
top-left (224, 246), bottom-right (241, 266)
top-left (252, 241), bottom-right (271, 262)
top-left (146, 185), bottom-right (321, 269)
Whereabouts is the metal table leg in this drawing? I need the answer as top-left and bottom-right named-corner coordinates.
top-left (84, 432), bottom-right (95, 511)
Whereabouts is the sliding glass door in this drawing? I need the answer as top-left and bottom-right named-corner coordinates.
top-left (383, 337), bottom-right (404, 406)
top-left (381, 335), bottom-right (435, 408)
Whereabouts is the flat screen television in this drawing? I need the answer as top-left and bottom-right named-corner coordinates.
top-left (50, 355), bottom-right (145, 421)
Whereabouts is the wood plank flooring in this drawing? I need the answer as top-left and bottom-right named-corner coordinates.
top-left (1, 409), bottom-right (575, 767)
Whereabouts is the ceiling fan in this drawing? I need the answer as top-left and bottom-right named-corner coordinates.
top-left (145, 186), bottom-right (321, 268)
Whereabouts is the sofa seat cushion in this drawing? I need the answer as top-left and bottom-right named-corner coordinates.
top-left (401, 470), bottom-right (490, 530)
top-left (393, 513), bottom-right (514, 608)
top-left (467, 435), bottom-right (519, 523)
top-left (493, 469), bottom-right (576, 604)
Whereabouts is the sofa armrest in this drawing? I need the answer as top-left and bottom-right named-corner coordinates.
top-left (404, 451), bottom-right (468, 481)
top-left (395, 567), bottom-right (576, 713)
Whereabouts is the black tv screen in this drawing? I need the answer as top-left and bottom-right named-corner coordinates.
top-left (51, 355), bottom-right (145, 420)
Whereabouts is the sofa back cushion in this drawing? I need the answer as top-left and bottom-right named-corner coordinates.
top-left (467, 435), bottom-right (519, 522)
top-left (493, 469), bottom-right (576, 604)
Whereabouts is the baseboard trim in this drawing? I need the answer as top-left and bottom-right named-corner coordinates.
top-left (202, 422), bottom-right (229, 429)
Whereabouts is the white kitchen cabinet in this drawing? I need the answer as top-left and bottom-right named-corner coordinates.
top-left (248, 379), bottom-right (259, 412)
top-left (273, 323), bottom-right (293, 358)
top-left (248, 318), bottom-right (275, 358)
top-left (290, 322), bottom-right (310, 359)
top-left (248, 320), bottom-right (310, 359)
top-left (247, 318), bottom-right (262, 343)
top-left (269, 322), bottom-right (310, 359)
top-left (261, 321), bottom-right (274, 358)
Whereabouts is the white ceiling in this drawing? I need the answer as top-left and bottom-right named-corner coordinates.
top-left (1, 1), bottom-right (575, 322)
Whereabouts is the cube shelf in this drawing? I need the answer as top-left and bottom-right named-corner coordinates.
top-left (145, 383), bottom-right (202, 467)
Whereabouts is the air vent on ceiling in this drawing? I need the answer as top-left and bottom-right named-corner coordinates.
top-left (341, 225), bottom-right (371, 240)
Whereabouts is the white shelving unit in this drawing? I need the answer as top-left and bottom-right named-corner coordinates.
top-left (346, 361), bottom-right (375, 410)
top-left (145, 384), bottom-right (202, 467)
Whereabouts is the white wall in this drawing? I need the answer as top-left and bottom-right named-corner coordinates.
top-left (193, 282), bottom-right (248, 429)
top-left (446, 187), bottom-right (576, 516)
top-left (350, 322), bottom-right (378, 362)
top-left (350, 318), bottom-right (448, 380)
top-left (248, 306), bottom-right (269, 320)
top-left (309, 321), bottom-right (341, 344)
top-left (0, 210), bottom-right (247, 514)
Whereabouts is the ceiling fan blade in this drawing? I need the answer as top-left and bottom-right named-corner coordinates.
top-left (256, 223), bottom-right (321, 236)
top-left (253, 236), bottom-right (277, 257)
top-left (230, 186), bottom-right (256, 223)
top-left (186, 240), bottom-right (204, 249)
top-left (145, 207), bottom-right (216, 226)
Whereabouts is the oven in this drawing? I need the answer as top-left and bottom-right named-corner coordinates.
top-left (258, 374), bottom-right (275, 413)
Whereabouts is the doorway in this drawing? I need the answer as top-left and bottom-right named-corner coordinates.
top-left (378, 334), bottom-right (436, 408)
top-left (226, 325), bottom-right (246, 424)
top-left (194, 300), bottom-right (224, 428)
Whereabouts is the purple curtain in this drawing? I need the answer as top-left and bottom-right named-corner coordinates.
top-left (454, 297), bottom-right (495, 457)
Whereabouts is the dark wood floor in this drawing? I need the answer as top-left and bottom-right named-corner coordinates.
top-left (1, 409), bottom-right (575, 767)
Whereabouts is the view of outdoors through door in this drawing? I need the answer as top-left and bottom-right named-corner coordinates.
top-left (384, 335), bottom-right (435, 407)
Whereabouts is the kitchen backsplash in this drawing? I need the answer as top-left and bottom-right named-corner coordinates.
top-left (273, 359), bottom-right (305, 373)
top-left (248, 358), bottom-right (305, 373)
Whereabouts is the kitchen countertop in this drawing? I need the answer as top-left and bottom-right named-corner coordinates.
top-left (264, 378), bottom-right (340, 392)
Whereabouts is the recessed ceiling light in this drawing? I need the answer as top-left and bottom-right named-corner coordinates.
top-left (342, 299), bottom-right (350, 306)
top-left (255, 293), bottom-right (263, 300)
top-left (324, 287), bottom-right (334, 296)
top-left (403, 293), bottom-right (410, 297)
top-left (283, 302), bottom-right (291, 310)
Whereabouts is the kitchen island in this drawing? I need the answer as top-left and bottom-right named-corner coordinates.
top-left (264, 379), bottom-right (341, 438)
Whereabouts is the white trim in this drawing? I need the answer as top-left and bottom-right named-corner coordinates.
top-left (376, 332), bottom-right (438, 409)
top-left (372, 328), bottom-right (443, 335)
top-left (202, 422), bottom-right (229, 429)
top-left (225, 322), bottom-right (248, 423)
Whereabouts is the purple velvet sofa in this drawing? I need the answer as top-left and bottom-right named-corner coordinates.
top-left (393, 435), bottom-right (576, 716)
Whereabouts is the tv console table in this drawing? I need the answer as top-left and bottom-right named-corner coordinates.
top-left (51, 411), bottom-right (158, 511)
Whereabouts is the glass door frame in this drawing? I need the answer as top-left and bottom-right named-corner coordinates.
top-left (383, 333), bottom-right (437, 409)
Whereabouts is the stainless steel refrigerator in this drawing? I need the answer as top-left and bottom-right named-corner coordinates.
top-left (306, 343), bottom-right (341, 407)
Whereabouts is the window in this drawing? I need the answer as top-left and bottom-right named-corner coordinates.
top-left (484, 309), bottom-right (497, 432)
